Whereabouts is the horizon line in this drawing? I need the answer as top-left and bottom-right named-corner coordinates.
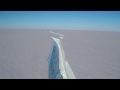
top-left (0, 28), bottom-right (120, 32)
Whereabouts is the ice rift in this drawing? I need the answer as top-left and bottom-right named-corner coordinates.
top-left (48, 37), bottom-right (76, 79)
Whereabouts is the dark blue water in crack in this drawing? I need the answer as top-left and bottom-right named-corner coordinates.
top-left (48, 43), bottom-right (63, 79)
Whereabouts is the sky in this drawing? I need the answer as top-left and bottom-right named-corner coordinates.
top-left (0, 11), bottom-right (120, 31)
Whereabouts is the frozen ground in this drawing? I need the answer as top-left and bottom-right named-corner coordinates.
top-left (0, 29), bottom-right (120, 79)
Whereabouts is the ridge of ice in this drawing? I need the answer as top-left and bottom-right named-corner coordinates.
top-left (49, 31), bottom-right (64, 37)
top-left (60, 37), bottom-right (63, 39)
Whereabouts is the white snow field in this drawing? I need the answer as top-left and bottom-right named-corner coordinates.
top-left (0, 29), bottom-right (120, 79)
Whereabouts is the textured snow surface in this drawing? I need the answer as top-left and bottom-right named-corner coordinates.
top-left (0, 29), bottom-right (120, 79)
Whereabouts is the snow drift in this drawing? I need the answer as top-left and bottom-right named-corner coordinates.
top-left (48, 37), bottom-right (76, 79)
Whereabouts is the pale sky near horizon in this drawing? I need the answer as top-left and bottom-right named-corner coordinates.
top-left (0, 11), bottom-right (120, 31)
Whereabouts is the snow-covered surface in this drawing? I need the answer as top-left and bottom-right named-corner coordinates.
top-left (0, 29), bottom-right (120, 79)
top-left (48, 37), bottom-right (76, 79)
top-left (0, 30), bottom-right (52, 79)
